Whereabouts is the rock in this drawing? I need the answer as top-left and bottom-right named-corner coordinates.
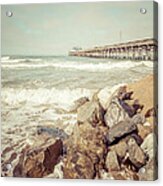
top-left (128, 138), bottom-right (146, 168)
top-left (63, 150), bottom-right (95, 179)
top-left (137, 124), bottom-right (152, 140)
top-left (141, 133), bottom-right (157, 160)
top-left (37, 126), bottom-right (69, 140)
top-left (105, 114), bottom-right (144, 145)
top-left (63, 120), bottom-right (108, 179)
top-left (43, 139), bottom-right (63, 173)
top-left (133, 113), bottom-right (146, 124)
top-left (104, 96), bottom-right (129, 128)
top-left (77, 101), bottom-right (105, 127)
top-left (45, 161), bottom-right (64, 178)
top-left (13, 154), bottom-right (25, 177)
top-left (13, 139), bottom-right (63, 178)
top-left (105, 151), bottom-right (120, 172)
top-left (105, 118), bottom-right (136, 145)
top-left (110, 169), bottom-right (139, 180)
top-left (138, 158), bottom-right (158, 180)
top-left (111, 141), bottom-right (128, 159)
top-left (99, 169), bottom-right (139, 180)
top-left (70, 97), bottom-right (89, 112)
top-left (97, 85), bottom-right (124, 110)
top-left (64, 122), bottom-right (76, 136)
top-left (99, 169), bottom-right (114, 180)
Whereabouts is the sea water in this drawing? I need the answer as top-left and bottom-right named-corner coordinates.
top-left (1, 55), bottom-right (154, 156)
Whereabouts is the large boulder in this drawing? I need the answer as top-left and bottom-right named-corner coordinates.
top-left (13, 139), bottom-right (63, 178)
top-left (63, 121), bottom-right (108, 179)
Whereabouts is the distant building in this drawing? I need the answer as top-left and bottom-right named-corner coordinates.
top-left (69, 47), bottom-right (82, 56)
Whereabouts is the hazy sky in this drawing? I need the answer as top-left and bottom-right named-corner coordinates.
top-left (1, 1), bottom-right (154, 55)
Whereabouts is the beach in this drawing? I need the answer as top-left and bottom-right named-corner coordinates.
top-left (1, 56), bottom-right (157, 179)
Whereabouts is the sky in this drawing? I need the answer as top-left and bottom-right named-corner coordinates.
top-left (1, 1), bottom-right (155, 56)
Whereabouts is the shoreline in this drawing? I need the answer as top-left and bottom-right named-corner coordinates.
top-left (1, 74), bottom-right (157, 180)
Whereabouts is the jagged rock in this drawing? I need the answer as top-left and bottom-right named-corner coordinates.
top-left (105, 151), bottom-right (120, 172)
top-left (37, 126), bottom-right (69, 140)
top-left (13, 139), bottom-right (63, 178)
top-left (104, 96), bottom-right (129, 128)
top-left (63, 121), bottom-right (108, 179)
top-left (141, 133), bottom-right (157, 160)
top-left (105, 114), bottom-right (145, 145)
top-left (138, 158), bottom-right (158, 180)
top-left (77, 101), bottom-right (105, 127)
top-left (137, 124), bottom-right (152, 140)
top-left (128, 138), bottom-right (146, 168)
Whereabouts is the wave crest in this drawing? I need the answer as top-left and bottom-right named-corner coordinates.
top-left (1, 87), bottom-right (93, 110)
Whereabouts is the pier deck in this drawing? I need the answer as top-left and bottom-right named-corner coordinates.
top-left (69, 38), bottom-right (158, 61)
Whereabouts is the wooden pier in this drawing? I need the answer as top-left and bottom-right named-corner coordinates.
top-left (69, 38), bottom-right (158, 61)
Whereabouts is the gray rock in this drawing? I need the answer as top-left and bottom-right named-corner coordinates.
top-left (105, 151), bottom-right (120, 172)
top-left (141, 133), bottom-right (157, 160)
top-left (128, 138), bottom-right (146, 168)
top-left (105, 114), bottom-right (145, 145)
top-left (77, 101), bottom-right (104, 126)
top-left (37, 126), bottom-right (69, 140)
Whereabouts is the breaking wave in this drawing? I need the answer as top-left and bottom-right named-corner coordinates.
top-left (1, 56), bottom-right (42, 64)
top-left (1, 59), bottom-right (153, 72)
top-left (1, 87), bottom-right (93, 110)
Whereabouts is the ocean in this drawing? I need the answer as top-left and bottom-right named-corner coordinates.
top-left (1, 55), bottom-right (154, 156)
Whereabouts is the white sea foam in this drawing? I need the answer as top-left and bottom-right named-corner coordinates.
top-left (1, 57), bottom-right (42, 64)
top-left (1, 87), bottom-right (93, 110)
top-left (1, 60), bottom-right (147, 71)
top-left (142, 61), bottom-right (155, 68)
